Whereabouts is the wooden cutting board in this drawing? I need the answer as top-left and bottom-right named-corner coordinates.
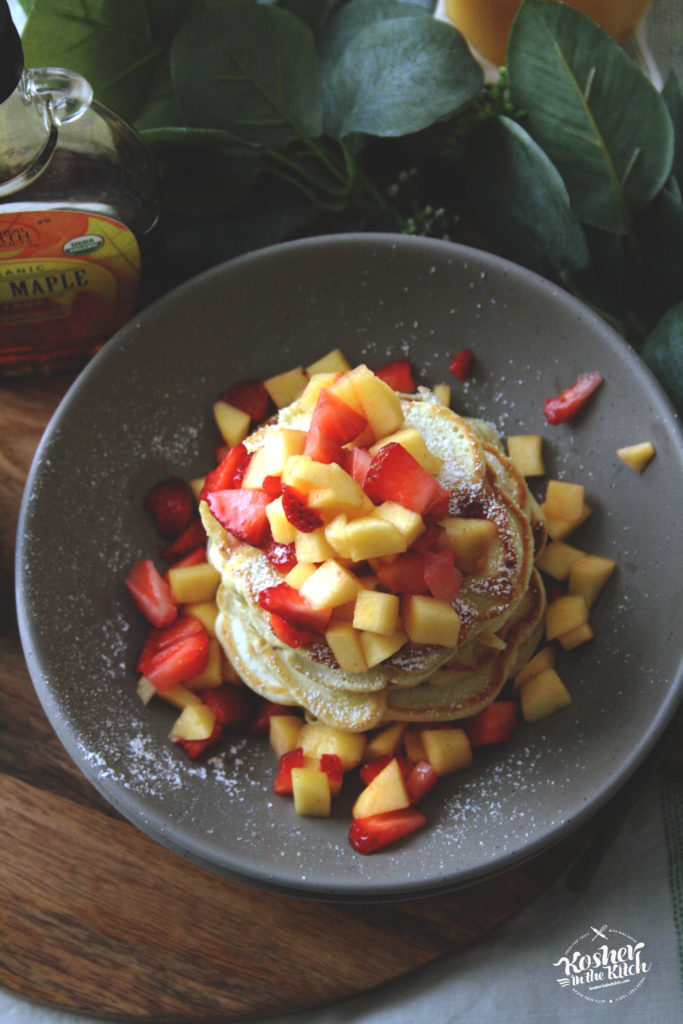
top-left (0, 377), bottom-right (594, 1022)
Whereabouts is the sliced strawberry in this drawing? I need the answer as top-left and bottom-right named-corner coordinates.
top-left (364, 442), bottom-right (441, 515)
top-left (137, 617), bottom-right (210, 691)
top-left (374, 359), bottom-right (415, 393)
top-left (424, 549), bottom-right (463, 602)
top-left (207, 488), bottom-right (271, 547)
top-left (466, 701), bottom-right (521, 747)
top-left (249, 698), bottom-right (297, 735)
top-left (405, 760), bottom-right (438, 805)
top-left (258, 583), bottom-right (331, 635)
top-left (374, 551), bottom-right (429, 594)
top-left (543, 371), bottom-right (603, 424)
top-left (274, 747), bottom-right (304, 794)
top-left (448, 348), bottom-right (475, 380)
top-left (261, 474), bottom-right (283, 498)
top-left (320, 752), bottom-right (344, 795)
top-left (410, 523), bottom-right (447, 553)
top-left (177, 720), bottom-right (223, 760)
top-left (310, 388), bottom-right (367, 444)
top-left (200, 443), bottom-right (249, 500)
top-left (264, 538), bottom-right (298, 574)
top-left (214, 443), bottom-right (228, 465)
top-left (125, 559), bottom-right (178, 628)
top-left (303, 424), bottom-right (347, 466)
top-left (281, 484), bottom-right (323, 533)
top-left (219, 378), bottom-right (271, 423)
top-left (359, 754), bottom-right (412, 787)
top-left (425, 486), bottom-right (452, 521)
top-left (201, 684), bottom-right (253, 729)
top-left (269, 612), bottom-right (316, 648)
top-left (165, 545), bottom-right (207, 573)
top-left (349, 809), bottom-right (427, 854)
top-left (159, 518), bottom-right (206, 562)
top-left (347, 446), bottom-right (372, 487)
top-left (144, 477), bottom-right (194, 539)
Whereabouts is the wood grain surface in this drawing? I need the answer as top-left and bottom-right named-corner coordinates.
top-left (0, 377), bottom-right (595, 1022)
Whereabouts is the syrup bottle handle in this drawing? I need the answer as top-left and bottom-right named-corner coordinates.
top-left (26, 67), bottom-right (93, 126)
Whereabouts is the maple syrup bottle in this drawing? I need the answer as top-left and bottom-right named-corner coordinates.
top-left (0, 0), bottom-right (160, 376)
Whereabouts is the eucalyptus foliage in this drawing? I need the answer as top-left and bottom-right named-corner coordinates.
top-left (19, 0), bottom-right (682, 410)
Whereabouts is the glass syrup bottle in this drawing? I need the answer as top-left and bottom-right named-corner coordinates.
top-left (0, 0), bottom-right (160, 376)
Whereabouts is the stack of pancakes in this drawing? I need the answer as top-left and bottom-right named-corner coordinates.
top-left (201, 387), bottom-right (547, 732)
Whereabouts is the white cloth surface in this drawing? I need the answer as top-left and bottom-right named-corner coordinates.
top-left (3, 1), bottom-right (681, 1022)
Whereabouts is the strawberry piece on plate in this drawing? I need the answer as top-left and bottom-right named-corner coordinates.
top-left (543, 371), bottom-right (603, 425)
top-left (249, 698), bottom-right (298, 734)
top-left (349, 808), bottom-right (427, 854)
top-left (264, 538), bottom-right (298, 573)
top-left (425, 486), bottom-right (452, 521)
top-left (261, 474), bottom-right (283, 498)
top-left (320, 752), bottom-right (344, 795)
top-left (201, 685), bottom-right (253, 729)
top-left (274, 747), bottom-right (304, 794)
top-left (310, 388), bottom-right (367, 444)
top-left (364, 442), bottom-right (441, 515)
top-left (165, 546), bottom-right (207, 573)
top-left (281, 484), bottom-right (323, 533)
top-left (405, 760), bottom-right (438, 805)
top-left (347, 446), bottom-right (372, 487)
top-left (207, 488), bottom-right (271, 547)
top-left (424, 549), bottom-right (463, 602)
top-left (303, 424), bottom-right (347, 467)
top-left (219, 378), bottom-right (271, 424)
top-left (177, 720), bottom-right (223, 760)
top-left (200, 443), bottom-right (249, 500)
top-left (374, 359), bottom-right (415, 393)
top-left (144, 477), bottom-right (194, 539)
top-left (374, 551), bottom-right (429, 594)
top-left (448, 348), bottom-right (475, 380)
top-left (125, 559), bottom-right (178, 628)
top-left (258, 582), bottom-right (332, 634)
top-left (269, 612), bottom-right (316, 648)
top-left (466, 701), bottom-right (521, 747)
top-left (137, 617), bottom-right (210, 691)
top-left (159, 518), bottom-right (206, 562)
top-left (359, 754), bottom-right (412, 787)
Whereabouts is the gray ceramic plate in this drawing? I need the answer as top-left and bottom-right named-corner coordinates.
top-left (16, 234), bottom-right (683, 901)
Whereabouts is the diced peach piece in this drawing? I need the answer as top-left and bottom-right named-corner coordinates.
top-left (542, 500), bottom-right (592, 540)
top-left (403, 594), bottom-right (461, 648)
top-left (403, 729), bottom-right (428, 763)
top-left (266, 496), bottom-right (298, 544)
top-left (441, 517), bottom-right (497, 573)
top-left (269, 714), bottom-right (304, 757)
top-left (477, 629), bottom-right (507, 651)
top-left (544, 480), bottom-right (585, 522)
top-left (535, 540), bottom-right (586, 581)
top-left (213, 399), bottom-right (251, 446)
top-left (324, 514), bottom-right (353, 559)
top-left (358, 628), bottom-right (408, 668)
top-left (432, 383), bottom-right (451, 407)
top-left (297, 372), bottom-right (340, 412)
top-left (263, 366), bottom-right (308, 408)
top-left (291, 766), bottom-right (331, 817)
top-left (567, 554), bottom-right (616, 608)
top-left (353, 589), bottom-right (400, 636)
top-left (519, 669), bottom-right (572, 722)
top-left (305, 348), bottom-right (351, 376)
top-left (284, 561), bottom-right (317, 589)
top-left (373, 501), bottom-right (425, 547)
top-left (137, 676), bottom-right (156, 705)
top-left (169, 703), bottom-right (216, 742)
top-left (325, 621), bottom-right (367, 673)
top-left (262, 428), bottom-right (307, 475)
top-left (167, 562), bottom-right (221, 604)
top-left (189, 477), bottom-right (204, 503)
top-left (182, 600), bottom-right (219, 637)
top-left (307, 475), bottom-right (372, 519)
top-left (335, 364), bottom-right (404, 441)
top-left (421, 728), bottom-right (472, 775)
top-left (160, 684), bottom-right (203, 710)
top-left (506, 434), bottom-right (545, 477)
top-left (369, 427), bottom-right (442, 476)
top-left (298, 722), bottom-right (365, 770)
top-left (345, 514), bottom-right (407, 561)
top-left (557, 622), bottom-right (595, 650)
top-left (616, 442), bottom-right (655, 474)
top-left (294, 527), bottom-right (336, 563)
top-left (183, 639), bottom-right (224, 690)
top-left (545, 595), bottom-right (589, 641)
top-left (512, 644), bottom-right (555, 694)
top-left (364, 723), bottom-right (407, 761)
top-left (298, 559), bottom-right (362, 610)
top-left (352, 757), bottom-right (411, 818)
top-left (240, 445), bottom-right (269, 490)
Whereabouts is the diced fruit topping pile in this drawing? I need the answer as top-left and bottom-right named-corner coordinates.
top-left (121, 348), bottom-right (621, 856)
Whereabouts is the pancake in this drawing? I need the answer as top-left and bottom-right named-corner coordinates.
top-left (202, 373), bottom-right (545, 732)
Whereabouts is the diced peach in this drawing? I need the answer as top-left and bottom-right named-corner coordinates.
top-left (421, 728), bottom-right (472, 775)
top-left (403, 594), bottom-right (461, 648)
top-left (345, 514), bottom-right (407, 561)
top-left (262, 428), bottom-right (307, 474)
top-left (545, 595), bottom-right (589, 641)
top-left (616, 442), bottom-right (655, 473)
top-left (263, 366), bottom-right (308, 408)
top-left (403, 729), bottom-right (428, 763)
top-left (519, 669), bottom-right (572, 722)
top-left (284, 561), bottom-right (317, 589)
top-left (266, 496), bottom-right (298, 544)
top-left (542, 500), bottom-right (593, 541)
top-left (373, 501), bottom-right (425, 547)
top-left (535, 540), bottom-right (586, 581)
top-left (167, 562), bottom-right (221, 604)
top-left (335, 364), bottom-right (404, 441)
top-left (298, 560), bottom-right (362, 610)
top-left (169, 703), bottom-right (216, 742)
top-left (567, 554), bottom-right (616, 608)
top-left (557, 622), bottom-right (594, 650)
top-left (183, 639), bottom-right (224, 690)
top-left (358, 628), bottom-right (408, 668)
top-left (294, 527), bottom-right (336, 563)
top-left (352, 757), bottom-right (410, 818)
top-left (325, 621), bottom-right (367, 673)
top-left (305, 348), bottom-right (351, 376)
top-left (544, 480), bottom-right (585, 522)
top-left (182, 600), bottom-right (219, 637)
top-left (432, 383), bottom-right (451, 407)
top-left (353, 589), bottom-right (400, 636)
top-left (369, 427), bottom-right (442, 475)
top-left (512, 644), bottom-right (555, 694)
top-left (213, 400), bottom-right (251, 446)
top-left (364, 723), bottom-right (407, 761)
top-left (506, 434), bottom-right (545, 477)
top-left (298, 722), bottom-right (365, 770)
top-left (441, 517), bottom-right (497, 573)
top-left (291, 766), bottom-right (331, 817)
top-left (269, 714), bottom-right (304, 757)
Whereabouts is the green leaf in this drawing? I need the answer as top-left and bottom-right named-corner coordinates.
top-left (508, 0), bottom-right (674, 234)
top-left (170, 4), bottom-right (323, 148)
top-left (461, 115), bottom-right (589, 282)
top-left (320, 14), bottom-right (483, 139)
top-left (317, 0), bottom-right (432, 68)
top-left (641, 301), bottom-right (683, 414)
top-left (22, 0), bottom-right (195, 122)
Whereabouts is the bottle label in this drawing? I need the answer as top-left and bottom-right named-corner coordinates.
top-left (0, 210), bottom-right (141, 344)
